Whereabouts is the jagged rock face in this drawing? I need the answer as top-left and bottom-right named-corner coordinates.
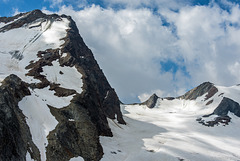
top-left (0, 75), bottom-right (40, 161)
top-left (179, 82), bottom-right (218, 100)
top-left (214, 97), bottom-right (240, 117)
top-left (0, 10), bottom-right (125, 161)
top-left (141, 94), bottom-right (159, 108)
top-left (47, 103), bottom-right (103, 161)
top-left (59, 16), bottom-right (126, 129)
top-left (0, 13), bottom-right (25, 25)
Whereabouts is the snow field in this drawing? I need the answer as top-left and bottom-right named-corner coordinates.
top-left (216, 85), bottom-right (240, 104)
top-left (101, 99), bottom-right (240, 161)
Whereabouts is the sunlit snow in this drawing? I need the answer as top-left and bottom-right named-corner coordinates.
top-left (69, 156), bottom-right (84, 161)
top-left (0, 16), bottom-right (84, 161)
top-left (0, 17), bottom-right (69, 82)
top-left (19, 88), bottom-right (59, 161)
top-left (100, 87), bottom-right (240, 161)
top-left (19, 86), bottom-right (75, 160)
top-left (26, 152), bottom-right (34, 161)
top-left (42, 60), bottom-right (83, 94)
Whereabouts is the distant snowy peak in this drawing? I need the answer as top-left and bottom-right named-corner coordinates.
top-left (143, 82), bottom-right (240, 126)
top-left (0, 10), bottom-right (125, 161)
top-left (178, 82), bottom-right (218, 101)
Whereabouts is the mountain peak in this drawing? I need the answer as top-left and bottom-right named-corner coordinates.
top-left (178, 81), bottom-right (218, 100)
top-left (27, 9), bottom-right (44, 16)
top-left (0, 10), bottom-right (125, 161)
top-left (141, 93), bottom-right (159, 108)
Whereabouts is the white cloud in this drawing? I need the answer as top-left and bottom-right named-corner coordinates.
top-left (45, 0), bottom-right (88, 8)
top-left (49, 2), bottom-right (240, 103)
top-left (42, 7), bottom-right (55, 14)
top-left (12, 8), bottom-right (20, 16)
top-left (166, 4), bottom-right (240, 87)
top-left (102, 0), bottom-right (190, 11)
top-left (228, 62), bottom-right (240, 82)
top-left (44, 0), bottom-right (63, 8)
top-left (138, 89), bottom-right (166, 102)
top-left (58, 5), bottom-right (180, 103)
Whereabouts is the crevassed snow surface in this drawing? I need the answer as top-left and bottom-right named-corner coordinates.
top-left (101, 91), bottom-right (240, 161)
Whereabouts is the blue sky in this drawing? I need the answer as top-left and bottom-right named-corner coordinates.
top-left (1, 0), bottom-right (240, 103)
top-left (1, 0), bottom-right (237, 16)
top-left (0, 0), bottom-right (104, 16)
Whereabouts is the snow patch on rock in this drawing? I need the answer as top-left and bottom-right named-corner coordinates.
top-left (69, 156), bottom-right (84, 161)
top-left (26, 152), bottom-right (34, 161)
top-left (18, 86), bottom-right (75, 160)
top-left (0, 17), bottom-right (69, 83)
top-left (42, 60), bottom-right (83, 94)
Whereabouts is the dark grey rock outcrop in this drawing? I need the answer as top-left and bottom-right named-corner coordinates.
top-left (196, 97), bottom-right (240, 127)
top-left (141, 93), bottom-right (159, 108)
top-left (0, 10), bottom-right (125, 161)
top-left (196, 116), bottom-right (231, 127)
top-left (214, 97), bottom-right (240, 117)
top-left (47, 103), bottom-right (102, 161)
top-left (0, 74), bottom-right (40, 161)
top-left (179, 82), bottom-right (218, 101)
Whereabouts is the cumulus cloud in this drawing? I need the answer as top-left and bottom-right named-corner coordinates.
top-left (12, 8), bottom-right (20, 16)
top-left (102, 0), bottom-right (191, 10)
top-left (45, 0), bottom-right (63, 8)
top-left (228, 62), bottom-right (240, 81)
top-left (163, 3), bottom-right (240, 86)
top-left (138, 89), bottom-right (167, 102)
top-left (45, 0), bottom-right (88, 8)
top-left (49, 1), bottom-right (240, 103)
top-left (58, 5), bottom-right (182, 103)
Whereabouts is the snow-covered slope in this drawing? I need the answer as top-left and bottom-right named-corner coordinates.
top-left (0, 13), bottom-right (72, 82)
top-left (1, 10), bottom-right (239, 161)
top-left (100, 83), bottom-right (240, 161)
top-left (0, 11), bottom-right (83, 161)
top-left (0, 10), bottom-right (125, 161)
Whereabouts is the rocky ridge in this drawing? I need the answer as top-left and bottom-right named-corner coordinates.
top-left (0, 10), bottom-right (125, 161)
top-left (0, 75), bottom-right (40, 161)
top-left (143, 82), bottom-right (240, 127)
